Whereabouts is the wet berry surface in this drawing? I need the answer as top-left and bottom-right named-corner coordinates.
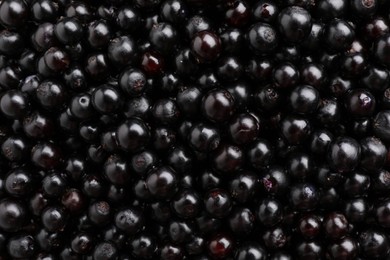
top-left (1, 0), bottom-right (390, 259)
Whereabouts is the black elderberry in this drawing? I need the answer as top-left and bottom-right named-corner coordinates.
top-left (202, 89), bottom-right (235, 123)
top-left (54, 17), bottom-right (83, 45)
top-left (247, 22), bottom-right (279, 53)
top-left (7, 234), bottom-right (35, 259)
top-left (278, 6), bottom-right (312, 43)
top-left (116, 118), bottom-right (150, 152)
top-left (207, 233), bottom-right (234, 259)
top-left (0, 0), bottom-right (28, 28)
top-left (0, 198), bottom-right (26, 231)
top-left (323, 19), bottom-right (355, 53)
top-left (359, 229), bottom-right (390, 258)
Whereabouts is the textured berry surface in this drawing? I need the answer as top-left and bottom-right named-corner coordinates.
top-left (0, 0), bottom-right (389, 259)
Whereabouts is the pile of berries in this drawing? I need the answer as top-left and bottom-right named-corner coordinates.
top-left (1, 0), bottom-right (390, 259)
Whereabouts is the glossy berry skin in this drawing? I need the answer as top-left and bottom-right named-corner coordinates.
top-left (247, 22), bottom-right (278, 53)
top-left (202, 89), bottom-right (235, 123)
top-left (257, 198), bottom-right (283, 227)
top-left (326, 237), bottom-right (358, 260)
top-left (88, 20), bottom-right (111, 49)
top-left (168, 220), bottom-right (193, 244)
top-left (85, 53), bottom-right (110, 81)
top-left (247, 139), bottom-right (273, 170)
top-left (254, 86), bottom-right (280, 112)
top-left (7, 234), bottom-right (35, 259)
top-left (290, 183), bottom-right (319, 211)
top-left (345, 89), bottom-right (376, 117)
top-left (229, 171), bottom-right (258, 203)
top-left (0, 198), bottom-right (26, 231)
top-left (108, 36), bottom-right (136, 68)
top-left (92, 85), bottom-right (122, 114)
top-left (35, 80), bottom-right (66, 110)
top-left (0, 90), bottom-right (28, 118)
top-left (359, 229), bottom-right (390, 258)
top-left (160, 0), bottom-right (188, 24)
top-left (323, 212), bottom-right (349, 240)
top-left (41, 206), bottom-right (68, 232)
top-left (146, 166), bottom-right (178, 199)
top-left (287, 153), bottom-right (313, 180)
top-left (167, 146), bottom-right (193, 173)
top-left (42, 172), bottom-right (66, 197)
top-left (280, 115), bottom-right (311, 145)
top-left (104, 155), bottom-right (131, 185)
top-left (213, 144), bottom-right (243, 173)
top-left (207, 233), bottom-right (234, 259)
top-left (296, 240), bottom-right (323, 259)
top-left (278, 6), bottom-right (312, 43)
top-left (327, 137), bottom-right (361, 173)
top-left (362, 66), bottom-right (389, 92)
top-left (177, 86), bottom-right (202, 116)
top-left (71, 233), bottom-right (94, 254)
top-left (228, 207), bottom-right (255, 236)
top-left (323, 19), bottom-right (355, 53)
top-left (54, 17), bottom-right (83, 45)
top-left (149, 22), bottom-right (177, 54)
top-left (152, 99), bottom-right (180, 124)
top-left (299, 214), bottom-right (321, 239)
top-left (309, 129), bottom-right (333, 155)
top-left (130, 234), bottom-right (157, 259)
top-left (0, 0), bottom-right (28, 28)
top-left (289, 85), bottom-right (319, 114)
top-left (376, 199), bottom-right (390, 227)
top-left (31, 142), bottom-right (62, 169)
top-left (116, 118), bottom-right (150, 152)
top-left (69, 93), bottom-right (95, 119)
top-left (120, 69), bottom-right (146, 97)
top-left (43, 47), bottom-right (70, 73)
top-left (252, 1), bottom-right (279, 23)
top-left (204, 188), bottom-right (232, 218)
top-left (0, 30), bottom-right (25, 56)
top-left (225, 0), bottom-right (250, 27)
top-left (273, 62), bottom-right (299, 89)
top-left (229, 113), bottom-right (260, 144)
top-left (235, 242), bottom-right (267, 260)
top-left (186, 15), bottom-right (211, 39)
top-left (373, 110), bottom-right (390, 142)
top-left (191, 31), bottom-right (221, 63)
top-left (1, 136), bottom-right (29, 161)
top-left (360, 136), bottom-right (387, 172)
top-left (172, 189), bottom-right (201, 219)
top-left (160, 244), bottom-right (184, 260)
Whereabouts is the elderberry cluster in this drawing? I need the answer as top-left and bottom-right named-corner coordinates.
top-left (1, 0), bottom-right (390, 259)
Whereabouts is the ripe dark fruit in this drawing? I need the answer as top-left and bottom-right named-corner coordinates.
top-left (207, 233), bottom-right (234, 259)
top-left (247, 22), bottom-right (279, 53)
top-left (116, 118), bottom-right (150, 152)
top-left (373, 110), bottom-right (390, 142)
top-left (0, 0), bottom-right (388, 258)
top-left (327, 137), bottom-right (361, 173)
top-left (345, 89), bottom-right (376, 117)
top-left (278, 6), bottom-right (312, 43)
top-left (204, 188), bottom-right (232, 218)
top-left (290, 183), bottom-right (319, 211)
top-left (0, 198), bottom-right (26, 231)
top-left (324, 19), bottom-right (355, 53)
top-left (359, 229), bottom-right (390, 258)
top-left (202, 89), bottom-right (235, 123)
top-left (191, 31), bottom-right (221, 63)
